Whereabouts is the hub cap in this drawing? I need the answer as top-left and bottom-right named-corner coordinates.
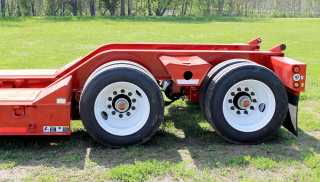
top-left (237, 95), bottom-right (251, 110)
top-left (115, 98), bottom-right (130, 112)
top-left (94, 82), bottom-right (150, 136)
top-left (223, 79), bottom-right (276, 132)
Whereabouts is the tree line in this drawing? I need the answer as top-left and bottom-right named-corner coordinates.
top-left (0, 0), bottom-right (319, 17)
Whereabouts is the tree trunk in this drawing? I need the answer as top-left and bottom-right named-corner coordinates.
top-left (184, 0), bottom-right (188, 15)
top-left (70, 0), bottom-right (78, 16)
top-left (121, 0), bottom-right (125, 16)
top-left (0, 0), bottom-right (5, 16)
top-left (181, 0), bottom-right (184, 14)
top-left (79, 0), bottom-right (83, 16)
top-left (128, 0), bottom-right (132, 16)
top-left (90, 0), bottom-right (95, 16)
top-left (147, 0), bottom-right (152, 16)
top-left (7, 0), bottom-right (11, 16)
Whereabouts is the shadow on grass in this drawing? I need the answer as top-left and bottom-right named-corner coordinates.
top-left (0, 100), bottom-right (319, 172)
top-left (0, 16), bottom-right (268, 24)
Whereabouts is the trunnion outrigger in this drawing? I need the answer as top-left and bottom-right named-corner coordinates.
top-left (0, 38), bottom-right (306, 147)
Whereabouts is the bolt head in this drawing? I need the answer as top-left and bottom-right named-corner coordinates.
top-left (119, 114), bottom-right (123, 118)
top-left (250, 92), bottom-right (255, 96)
top-left (231, 92), bottom-right (235, 96)
top-left (107, 105), bottom-right (112, 109)
top-left (108, 97), bottom-right (112, 101)
top-left (121, 89), bottom-right (125, 93)
top-left (250, 106), bottom-right (254, 110)
top-left (245, 87), bottom-right (249, 91)
top-left (230, 106), bottom-right (235, 110)
top-left (112, 111), bottom-right (116, 115)
top-left (132, 98), bottom-right (136, 103)
top-left (132, 106), bottom-right (136, 110)
top-left (237, 87), bottom-right (241, 91)
top-left (244, 110), bottom-right (248, 114)
top-left (113, 91), bottom-right (117, 95)
top-left (236, 110), bottom-right (241, 115)
top-left (126, 112), bottom-right (130, 116)
top-left (253, 99), bottom-right (257, 103)
top-left (228, 99), bottom-right (232, 103)
top-left (128, 92), bottom-right (132, 96)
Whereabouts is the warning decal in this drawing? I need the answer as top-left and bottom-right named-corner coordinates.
top-left (43, 126), bottom-right (69, 132)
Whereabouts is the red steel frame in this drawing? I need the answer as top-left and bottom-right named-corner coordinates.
top-left (0, 38), bottom-right (307, 135)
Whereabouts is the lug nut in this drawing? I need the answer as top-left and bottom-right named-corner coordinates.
top-left (119, 114), bottom-right (123, 118)
top-left (113, 91), bottom-right (117, 95)
top-left (230, 106), bottom-right (235, 110)
top-left (132, 98), bottom-right (136, 103)
top-left (244, 110), bottom-right (248, 114)
top-left (231, 92), bottom-right (235, 96)
top-left (108, 97), bottom-right (112, 101)
top-left (237, 87), bottom-right (241, 91)
top-left (128, 92), bottom-right (132, 96)
top-left (253, 99), bottom-right (257, 103)
top-left (245, 87), bottom-right (249, 91)
top-left (132, 106), bottom-right (136, 110)
top-left (236, 110), bottom-right (241, 115)
top-left (250, 92), bottom-right (255, 96)
top-left (126, 112), bottom-right (130, 116)
top-left (250, 106), bottom-right (254, 110)
top-left (112, 111), bottom-right (116, 115)
top-left (108, 105), bottom-right (112, 109)
top-left (121, 89), bottom-right (125, 93)
top-left (228, 99), bottom-right (232, 103)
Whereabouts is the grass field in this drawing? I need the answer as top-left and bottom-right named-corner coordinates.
top-left (0, 16), bottom-right (320, 181)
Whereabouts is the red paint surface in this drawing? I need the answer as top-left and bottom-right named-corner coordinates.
top-left (0, 40), bottom-right (306, 135)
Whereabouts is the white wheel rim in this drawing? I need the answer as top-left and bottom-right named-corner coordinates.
top-left (222, 80), bottom-right (276, 132)
top-left (94, 82), bottom-right (150, 136)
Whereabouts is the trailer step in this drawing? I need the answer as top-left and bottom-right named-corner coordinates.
top-left (0, 89), bottom-right (41, 101)
top-left (0, 69), bottom-right (58, 77)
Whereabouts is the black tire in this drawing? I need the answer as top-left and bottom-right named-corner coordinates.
top-left (80, 63), bottom-right (164, 148)
top-left (84, 61), bottom-right (152, 88)
top-left (199, 59), bottom-right (254, 120)
top-left (204, 63), bottom-right (288, 144)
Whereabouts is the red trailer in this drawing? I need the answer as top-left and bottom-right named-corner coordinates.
top-left (0, 38), bottom-right (306, 148)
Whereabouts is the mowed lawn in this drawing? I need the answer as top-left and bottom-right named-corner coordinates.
top-left (0, 17), bottom-right (320, 181)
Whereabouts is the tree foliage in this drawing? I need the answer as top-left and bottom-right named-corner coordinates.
top-left (0, 0), bottom-right (319, 17)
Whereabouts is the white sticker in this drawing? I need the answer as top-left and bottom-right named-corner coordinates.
top-left (44, 126), bottom-right (69, 132)
top-left (56, 126), bottom-right (63, 132)
top-left (293, 74), bottom-right (300, 81)
top-left (57, 98), bottom-right (66, 104)
top-left (301, 76), bottom-right (304, 80)
top-left (43, 126), bottom-right (51, 132)
top-left (176, 79), bottom-right (199, 85)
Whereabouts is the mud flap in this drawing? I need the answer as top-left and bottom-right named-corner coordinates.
top-left (283, 92), bottom-right (299, 136)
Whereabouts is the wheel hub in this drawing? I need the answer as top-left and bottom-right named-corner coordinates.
top-left (104, 88), bottom-right (138, 120)
top-left (94, 81), bottom-right (150, 136)
top-left (226, 86), bottom-right (258, 116)
top-left (222, 79), bottom-right (276, 132)
top-left (114, 98), bottom-right (130, 112)
top-left (237, 96), bottom-right (251, 109)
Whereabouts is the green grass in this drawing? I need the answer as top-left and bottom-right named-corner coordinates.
top-left (0, 16), bottom-right (320, 181)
